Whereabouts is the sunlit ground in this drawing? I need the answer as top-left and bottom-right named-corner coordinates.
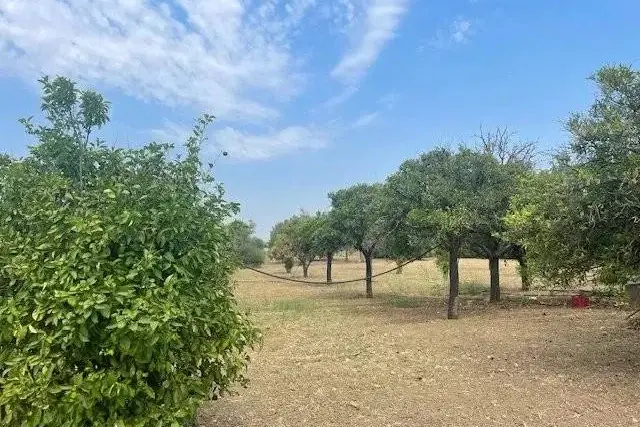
top-left (200, 258), bottom-right (640, 427)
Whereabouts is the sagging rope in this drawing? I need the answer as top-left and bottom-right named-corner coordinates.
top-left (242, 246), bottom-right (438, 285)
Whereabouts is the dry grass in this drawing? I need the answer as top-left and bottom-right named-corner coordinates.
top-left (200, 258), bottom-right (640, 427)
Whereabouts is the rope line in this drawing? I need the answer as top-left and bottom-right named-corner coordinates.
top-left (242, 246), bottom-right (438, 285)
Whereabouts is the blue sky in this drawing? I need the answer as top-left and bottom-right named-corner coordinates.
top-left (1, 0), bottom-right (639, 238)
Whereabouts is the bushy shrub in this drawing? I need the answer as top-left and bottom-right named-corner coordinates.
top-left (0, 77), bottom-right (258, 426)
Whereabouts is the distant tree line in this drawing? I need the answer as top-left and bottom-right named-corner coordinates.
top-left (268, 64), bottom-right (640, 319)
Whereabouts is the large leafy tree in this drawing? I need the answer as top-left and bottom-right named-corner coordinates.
top-left (0, 77), bottom-right (258, 426)
top-left (269, 213), bottom-right (322, 278)
top-left (507, 65), bottom-right (640, 288)
top-left (329, 184), bottom-right (395, 298)
top-left (389, 148), bottom-right (509, 317)
top-left (506, 167), bottom-right (583, 285)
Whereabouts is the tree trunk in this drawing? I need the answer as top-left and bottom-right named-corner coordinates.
top-left (326, 252), bottom-right (333, 283)
top-left (345, 250), bottom-right (349, 261)
top-left (519, 257), bottom-right (531, 291)
top-left (489, 257), bottom-right (500, 302)
top-left (302, 261), bottom-right (309, 278)
top-left (395, 259), bottom-right (403, 274)
top-left (364, 252), bottom-right (373, 298)
top-left (447, 245), bottom-right (460, 319)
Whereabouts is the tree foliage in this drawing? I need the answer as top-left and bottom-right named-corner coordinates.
top-left (268, 213), bottom-right (322, 277)
top-left (312, 211), bottom-right (347, 282)
top-left (227, 219), bottom-right (266, 267)
top-left (329, 184), bottom-right (394, 297)
top-left (507, 64), bottom-right (640, 288)
top-left (0, 77), bottom-right (258, 426)
top-left (389, 148), bottom-right (512, 316)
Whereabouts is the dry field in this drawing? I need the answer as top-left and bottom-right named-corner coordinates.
top-left (200, 258), bottom-right (640, 427)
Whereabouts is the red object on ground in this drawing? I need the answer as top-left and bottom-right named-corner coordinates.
top-left (571, 294), bottom-right (590, 308)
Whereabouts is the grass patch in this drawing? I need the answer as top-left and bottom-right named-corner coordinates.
top-left (388, 294), bottom-right (423, 308)
top-left (270, 298), bottom-right (317, 313)
top-left (460, 281), bottom-right (487, 296)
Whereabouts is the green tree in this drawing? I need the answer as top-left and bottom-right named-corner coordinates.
top-left (507, 65), bottom-right (640, 289)
top-left (329, 184), bottom-right (394, 297)
top-left (312, 211), bottom-right (347, 283)
top-left (389, 148), bottom-right (508, 317)
top-left (269, 213), bottom-right (322, 278)
top-left (21, 76), bottom-right (110, 189)
top-left (227, 219), bottom-right (266, 267)
top-left (0, 77), bottom-right (258, 426)
top-left (475, 126), bottom-right (536, 293)
top-left (506, 168), bottom-right (582, 286)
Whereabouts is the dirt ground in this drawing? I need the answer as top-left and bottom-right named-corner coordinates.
top-left (200, 258), bottom-right (640, 427)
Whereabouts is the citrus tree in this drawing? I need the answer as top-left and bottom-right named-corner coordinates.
top-left (329, 184), bottom-right (395, 298)
top-left (0, 77), bottom-right (258, 426)
top-left (312, 211), bottom-right (348, 283)
top-left (269, 213), bottom-right (322, 278)
top-left (506, 65), bottom-right (640, 289)
top-left (388, 148), bottom-right (510, 317)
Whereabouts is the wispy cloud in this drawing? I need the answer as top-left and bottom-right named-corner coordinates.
top-left (0, 0), bottom-right (310, 121)
top-left (331, 0), bottom-right (408, 82)
top-left (0, 0), bottom-right (410, 160)
top-left (451, 18), bottom-right (473, 43)
top-left (352, 111), bottom-right (380, 128)
top-left (212, 126), bottom-right (327, 160)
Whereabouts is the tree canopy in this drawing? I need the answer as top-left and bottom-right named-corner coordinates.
top-left (388, 148), bottom-right (514, 316)
top-left (507, 64), bottom-right (640, 288)
top-left (269, 213), bottom-right (322, 277)
top-left (329, 183), bottom-right (394, 297)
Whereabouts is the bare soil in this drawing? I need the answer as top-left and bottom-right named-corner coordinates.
top-left (200, 259), bottom-right (640, 427)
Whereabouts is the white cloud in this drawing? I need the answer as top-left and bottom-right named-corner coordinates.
top-left (0, 0), bottom-right (313, 121)
top-left (352, 111), bottom-right (380, 128)
top-left (0, 0), bottom-right (409, 159)
top-left (331, 0), bottom-right (408, 82)
top-left (430, 17), bottom-right (474, 49)
top-left (212, 126), bottom-right (327, 160)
